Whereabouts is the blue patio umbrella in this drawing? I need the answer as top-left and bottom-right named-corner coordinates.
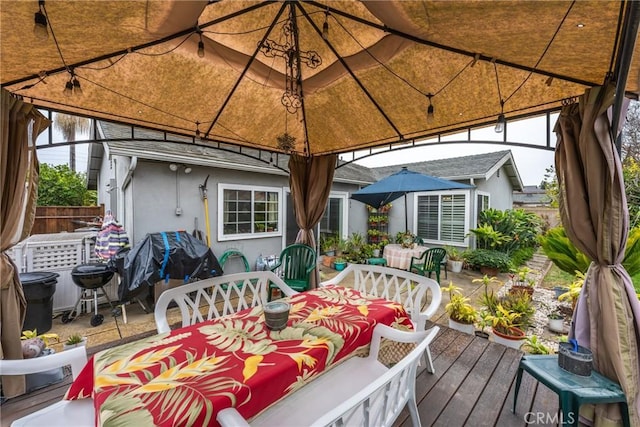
top-left (351, 167), bottom-right (473, 230)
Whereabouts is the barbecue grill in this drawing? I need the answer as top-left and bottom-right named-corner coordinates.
top-left (63, 263), bottom-right (115, 326)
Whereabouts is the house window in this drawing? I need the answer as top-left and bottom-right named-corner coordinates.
top-left (416, 192), bottom-right (468, 244)
top-left (320, 193), bottom-right (347, 242)
top-left (219, 184), bottom-right (281, 239)
top-left (477, 193), bottom-right (490, 223)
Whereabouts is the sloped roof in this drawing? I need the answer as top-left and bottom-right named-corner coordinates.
top-left (371, 150), bottom-right (524, 191)
top-left (95, 121), bottom-right (376, 185)
top-left (2, 1), bottom-right (638, 158)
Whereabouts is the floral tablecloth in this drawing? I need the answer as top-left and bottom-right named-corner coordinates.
top-left (65, 286), bottom-right (413, 426)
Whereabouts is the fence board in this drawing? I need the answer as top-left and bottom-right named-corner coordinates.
top-left (32, 205), bottom-right (104, 234)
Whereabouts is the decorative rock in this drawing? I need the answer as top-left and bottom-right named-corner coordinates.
top-left (21, 337), bottom-right (45, 359)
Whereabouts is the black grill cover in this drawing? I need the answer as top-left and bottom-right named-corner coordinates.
top-left (114, 231), bottom-right (223, 302)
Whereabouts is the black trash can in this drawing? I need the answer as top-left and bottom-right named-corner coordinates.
top-left (19, 272), bottom-right (59, 333)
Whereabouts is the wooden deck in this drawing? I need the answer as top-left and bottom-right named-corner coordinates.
top-left (1, 326), bottom-right (559, 427)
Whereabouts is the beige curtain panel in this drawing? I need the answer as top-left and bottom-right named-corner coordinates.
top-left (288, 153), bottom-right (336, 289)
top-left (0, 89), bottom-right (49, 398)
top-left (555, 84), bottom-right (640, 426)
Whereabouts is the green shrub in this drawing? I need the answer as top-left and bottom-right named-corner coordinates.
top-left (463, 249), bottom-right (511, 272)
top-left (510, 247), bottom-right (536, 267)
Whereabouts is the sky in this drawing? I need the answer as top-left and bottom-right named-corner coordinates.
top-left (36, 114), bottom-right (557, 186)
top-left (349, 113), bottom-right (558, 186)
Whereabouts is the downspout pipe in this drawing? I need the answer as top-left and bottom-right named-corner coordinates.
top-left (122, 156), bottom-right (138, 190)
top-left (612, 0), bottom-right (640, 154)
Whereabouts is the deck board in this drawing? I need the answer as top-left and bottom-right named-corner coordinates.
top-left (3, 326), bottom-right (562, 427)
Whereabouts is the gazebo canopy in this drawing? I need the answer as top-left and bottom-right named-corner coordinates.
top-left (1, 1), bottom-right (638, 157)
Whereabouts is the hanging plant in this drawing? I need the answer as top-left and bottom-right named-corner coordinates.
top-left (276, 132), bottom-right (296, 152)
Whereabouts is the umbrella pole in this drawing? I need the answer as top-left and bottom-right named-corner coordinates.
top-left (405, 193), bottom-right (408, 231)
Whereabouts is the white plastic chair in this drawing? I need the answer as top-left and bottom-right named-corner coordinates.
top-left (320, 263), bottom-right (441, 372)
top-left (217, 324), bottom-right (439, 427)
top-left (0, 346), bottom-right (94, 426)
top-left (154, 271), bottom-right (298, 333)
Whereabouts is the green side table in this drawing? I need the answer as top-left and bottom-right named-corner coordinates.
top-left (513, 355), bottom-right (629, 427)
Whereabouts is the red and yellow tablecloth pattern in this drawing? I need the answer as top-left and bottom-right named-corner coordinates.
top-left (65, 286), bottom-right (413, 426)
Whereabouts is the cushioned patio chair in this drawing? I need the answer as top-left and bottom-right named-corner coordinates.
top-left (409, 247), bottom-right (447, 284)
top-left (268, 244), bottom-right (316, 301)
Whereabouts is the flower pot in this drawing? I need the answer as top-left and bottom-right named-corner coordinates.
top-left (63, 338), bottom-right (87, 351)
top-left (372, 249), bottom-right (381, 257)
top-left (448, 318), bottom-right (475, 335)
top-left (558, 342), bottom-right (593, 376)
top-left (448, 260), bottom-right (463, 273)
top-left (322, 256), bottom-right (335, 267)
top-left (474, 331), bottom-right (490, 339)
top-left (334, 262), bottom-right (347, 271)
top-left (480, 266), bottom-right (499, 277)
top-left (509, 285), bottom-right (534, 296)
top-left (491, 327), bottom-right (526, 350)
top-left (553, 286), bottom-right (569, 299)
top-left (547, 317), bottom-right (564, 333)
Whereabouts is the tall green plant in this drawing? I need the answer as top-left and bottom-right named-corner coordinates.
top-left (540, 226), bottom-right (640, 277)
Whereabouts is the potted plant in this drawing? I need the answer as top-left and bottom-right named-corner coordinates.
top-left (509, 266), bottom-right (537, 296)
top-left (21, 329), bottom-right (59, 359)
top-left (558, 271), bottom-right (585, 311)
top-left (475, 310), bottom-right (491, 339)
top-left (442, 282), bottom-right (477, 334)
top-left (522, 335), bottom-right (552, 355)
top-left (395, 231), bottom-right (416, 249)
top-left (63, 333), bottom-right (87, 350)
top-left (321, 236), bottom-right (337, 256)
top-left (333, 257), bottom-right (347, 271)
top-left (486, 304), bottom-right (526, 349)
top-left (444, 246), bottom-right (464, 273)
top-left (547, 310), bottom-right (565, 333)
top-left (463, 249), bottom-right (511, 276)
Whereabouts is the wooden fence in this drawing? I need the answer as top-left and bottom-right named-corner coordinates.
top-left (32, 205), bottom-right (105, 234)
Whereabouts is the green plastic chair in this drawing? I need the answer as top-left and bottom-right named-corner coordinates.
top-left (409, 247), bottom-right (447, 284)
top-left (268, 244), bottom-right (317, 301)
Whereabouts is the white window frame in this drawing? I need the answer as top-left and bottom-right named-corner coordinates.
top-left (476, 191), bottom-right (490, 226)
top-left (323, 191), bottom-right (349, 240)
top-left (413, 190), bottom-right (471, 246)
top-left (217, 183), bottom-right (283, 241)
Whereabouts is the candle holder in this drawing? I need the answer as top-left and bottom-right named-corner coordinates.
top-left (263, 301), bottom-right (290, 331)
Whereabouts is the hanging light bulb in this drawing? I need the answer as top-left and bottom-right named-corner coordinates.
top-left (33, 1), bottom-right (48, 40)
top-left (495, 100), bottom-right (506, 133)
top-left (197, 30), bottom-right (205, 58)
top-left (72, 76), bottom-right (82, 95)
top-left (322, 12), bottom-right (329, 40)
top-left (426, 94), bottom-right (434, 122)
top-left (63, 79), bottom-right (73, 96)
top-left (197, 40), bottom-right (205, 58)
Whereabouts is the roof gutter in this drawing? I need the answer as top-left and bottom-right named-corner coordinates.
top-left (122, 156), bottom-right (137, 190)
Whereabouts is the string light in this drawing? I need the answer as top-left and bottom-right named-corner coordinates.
top-left (426, 93), bottom-right (434, 122)
top-left (197, 29), bottom-right (205, 58)
top-left (33, 0), bottom-right (48, 40)
top-left (495, 100), bottom-right (506, 133)
top-left (322, 11), bottom-right (330, 40)
top-left (63, 79), bottom-right (73, 96)
top-left (72, 76), bottom-right (82, 95)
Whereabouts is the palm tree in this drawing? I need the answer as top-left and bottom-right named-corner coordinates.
top-left (53, 113), bottom-right (91, 171)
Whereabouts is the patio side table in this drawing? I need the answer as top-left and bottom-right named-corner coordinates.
top-left (513, 355), bottom-right (629, 427)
